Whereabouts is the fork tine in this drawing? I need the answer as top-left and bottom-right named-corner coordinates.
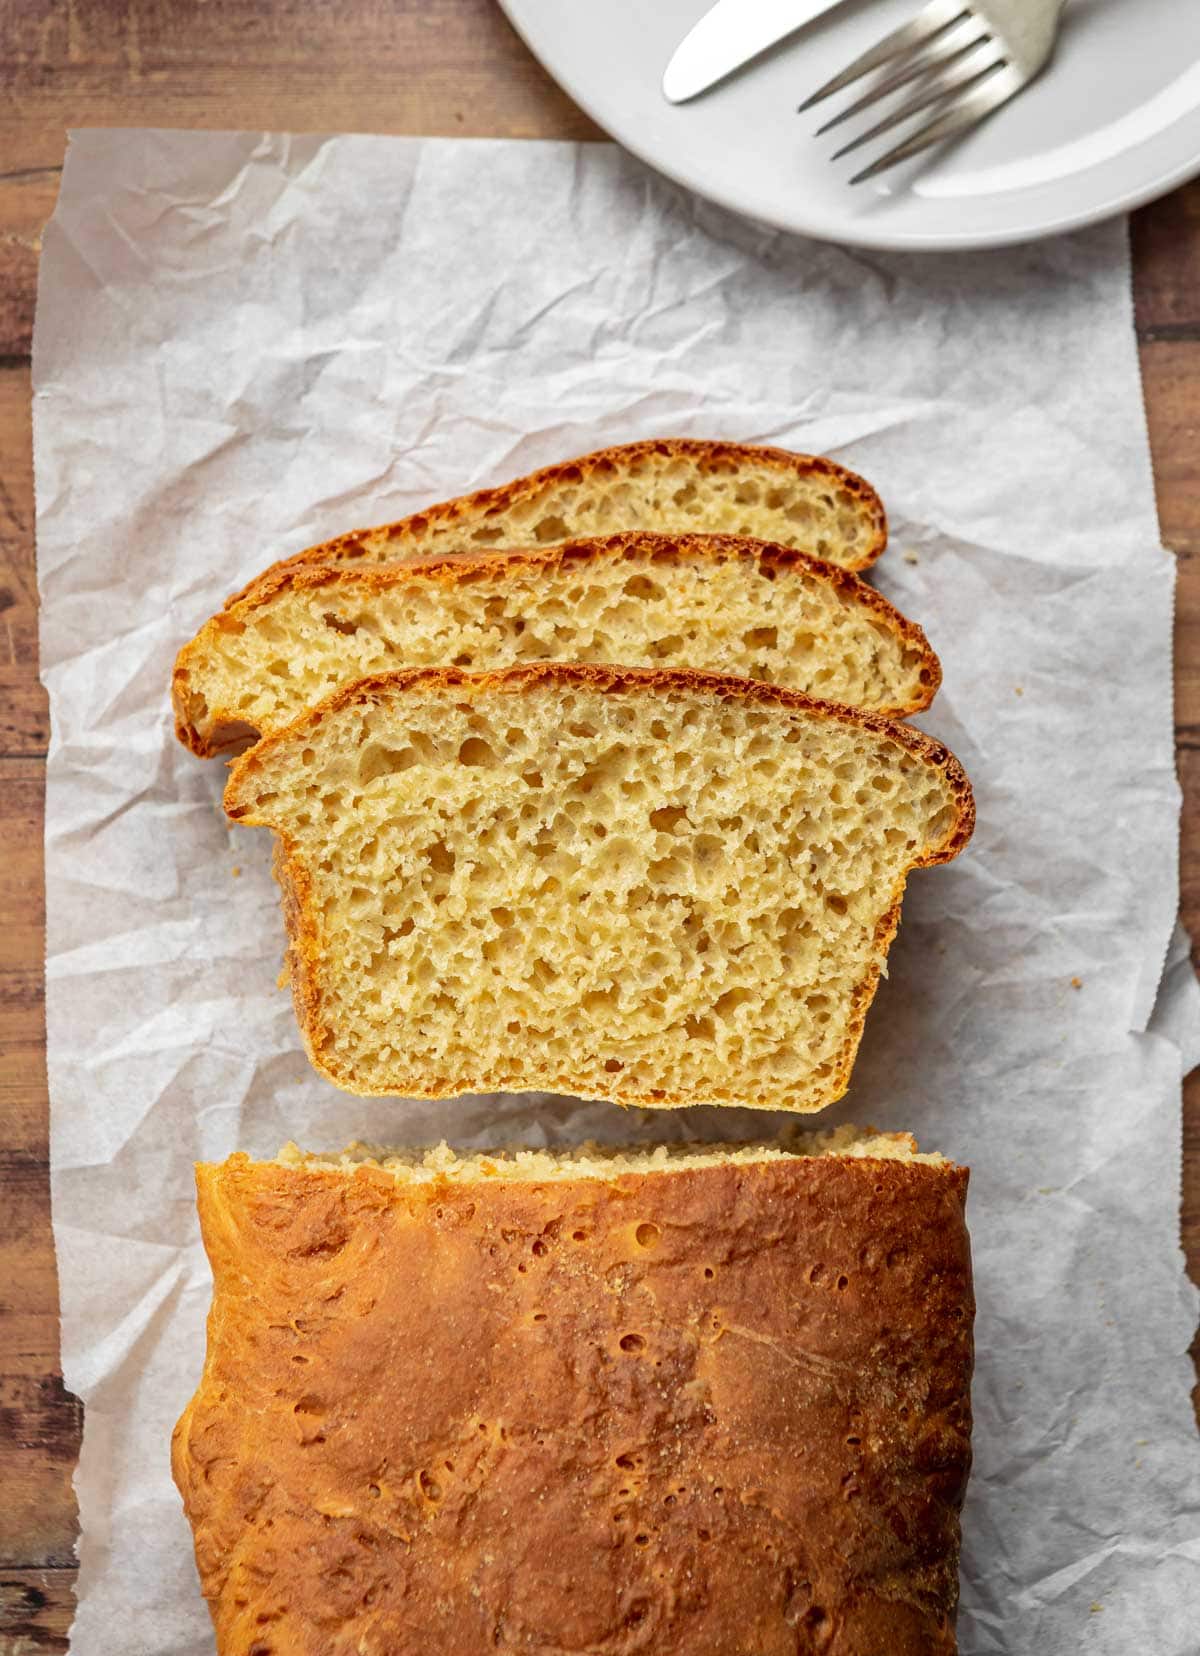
top-left (798, 0), bottom-right (970, 112)
top-left (848, 65), bottom-right (1026, 184)
top-left (814, 17), bottom-right (991, 137)
top-left (830, 43), bottom-right (1006, 161)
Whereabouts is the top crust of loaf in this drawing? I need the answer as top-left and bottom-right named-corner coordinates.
top-left (226, 660), bottom-right (974, 869)
top-left (175, 530), bottom-right (940, 757)
top-left (229, 438), bottom-right (888, 606)
top-left (173, 1145), bottom-right (972, 1655)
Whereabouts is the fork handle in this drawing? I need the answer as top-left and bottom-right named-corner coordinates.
top-left (994, 0), bottom-right (1069, 78)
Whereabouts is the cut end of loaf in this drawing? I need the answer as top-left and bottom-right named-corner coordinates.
top-left (225, 664), bottom-right (973, 1114)
top-left (272, 1126), bottom-right (952, 1183)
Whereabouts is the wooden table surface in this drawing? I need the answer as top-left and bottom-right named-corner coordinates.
top-left (1, 2), bottom-right (1198, 1648)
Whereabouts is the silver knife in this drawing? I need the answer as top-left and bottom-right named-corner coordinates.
top-left (663, 0), bottom-right (853, 104)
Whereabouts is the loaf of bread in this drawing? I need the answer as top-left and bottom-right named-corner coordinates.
top-left (224, 663), bottom-right (973, 1110)
top-left (175, 531), bottom-right (939, 757)
top-left (231, 437), bottom-right (887, 606)
top-left (173, 1132), bottom-right (974, 1655)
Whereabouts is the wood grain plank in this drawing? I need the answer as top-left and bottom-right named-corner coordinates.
top-left (0, 767), bottom-right (47, 1163)
top-left (1138, 339), bottom-right (1200, 564)
top-left (0, 759), bottom-right (44, 984)
top-left (0, 1372), bottom-right (79, 1571)
top-left (0, 366), bottom-right (45, 756)
top-left (0, 1146), bottom-right (79, 1567)
top-left (0, 749), bottom-right (78, 1575)
top-left (0, 170), bottom-right (50, 360)
top-left (0, 1568), bottom-right (75, 1654)
top-left (1134, 186), bottom-right (1200, 339)
top-left (0, 744), bottom-right (73, 1568)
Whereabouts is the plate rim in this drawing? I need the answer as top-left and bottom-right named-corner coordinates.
top-left (499, 0), bottom-right (1200, 252)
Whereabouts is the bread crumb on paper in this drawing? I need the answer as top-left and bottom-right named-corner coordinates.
top-left (231, 866), bottom-right (241, 878)
top-left (902, 549), bottom-right (920, 565)
top-left (1070, 976), bottom-right (1083, 990)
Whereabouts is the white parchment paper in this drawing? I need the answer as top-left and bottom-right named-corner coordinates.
top-left (33, 130), bottom-right (1200, 1655)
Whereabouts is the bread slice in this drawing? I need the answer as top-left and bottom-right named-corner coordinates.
top-left (224, 663), bottom-right (973, 1111)
top-left (175, 531), bottom-right (939, 758)
top-left (230, 438), bottom-right (887, 606)
top-left (173, 1133), bottom-right (974, 1655)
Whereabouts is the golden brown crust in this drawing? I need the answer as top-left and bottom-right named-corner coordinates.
top-left (226, 438), bottom-right (888, 609)
top-left (174, 531), bottom-right (938, 758)
top-left (226, 660), bottom-right (974, 864)
top-left (174, 1151), bottom-right (973, 1655)
top-left (224, 664), bottom-right (974, 1110)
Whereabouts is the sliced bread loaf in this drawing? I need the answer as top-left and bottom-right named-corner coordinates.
top-left (224, 664), bottom-right (973, 1112)
top-left (174, 1132), bottom-right (973, 1656)
top-left (175, 531), bottom-right (939, 757)
top-left (231, 438), bottom-right (887, 605)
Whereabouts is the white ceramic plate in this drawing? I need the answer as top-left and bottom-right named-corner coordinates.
top-left (500, 0), bottom-right (1200, 250)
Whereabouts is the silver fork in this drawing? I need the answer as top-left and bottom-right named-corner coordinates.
top-left (800, 0), bottom-right (1067, 185)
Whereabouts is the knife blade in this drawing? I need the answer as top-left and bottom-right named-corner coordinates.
top-left (663, 0), bottom-right (853, 104)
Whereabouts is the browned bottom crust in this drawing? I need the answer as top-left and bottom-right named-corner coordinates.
top-left (174, 1149), bottom-right (973, 1654)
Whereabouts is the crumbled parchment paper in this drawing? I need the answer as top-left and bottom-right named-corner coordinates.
top-left (33, 129), bottom-right (1200, 1655)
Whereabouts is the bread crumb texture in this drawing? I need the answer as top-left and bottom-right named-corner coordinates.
top-left (175, 532), bottom-right (937, 756)
top-left (173, 1145), bottom-right (973, 1654)
top-left (235, 438), bottom-right (887, 609)
top-left (225, 664), bottom-right (973, 1111)
top-left (277, 1124), bottom-right (947, 1181)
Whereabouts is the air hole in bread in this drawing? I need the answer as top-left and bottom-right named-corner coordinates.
top-left (742, 625), bottom-right (779, 650)
top-left (533, 515), bottom-right (570, 543)
top-left (457, 737), bottom-right (495, 767)
top-left (358, 744), bottom-right (418, 785)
